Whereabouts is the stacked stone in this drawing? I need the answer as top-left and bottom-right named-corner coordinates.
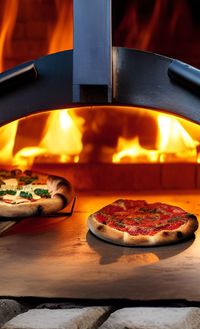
top-left (1, 300), bottom-right (200, 329)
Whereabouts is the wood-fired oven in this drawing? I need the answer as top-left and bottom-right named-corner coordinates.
top-left (0, 0), bottom-right (200, 302)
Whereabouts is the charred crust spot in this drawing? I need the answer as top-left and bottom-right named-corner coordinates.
top-left (162, 231), bottom-right (169, 237)
top-left (187, 214), bottom-right (197, 220)
top-left (177, 231), bottom-right (183, 239)
top-left (49, 175), bottom-right (68, 184)
top-left (97, 225), bottom-right (105, 232)
top-left (57, 179), bottom-right (72, 190)
top-left (37, 205), bottom-right (43, 215)
top-left (54, 193), bottom-right (68, 207)
top-left (47, 175), bottom-right (58, 184)
top-left (57, 180), bottom-right (70, 189)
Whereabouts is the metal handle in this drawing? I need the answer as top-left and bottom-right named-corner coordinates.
top-left (0, 62), bottom-right (38, 94)
top-left (168, 60), bottom-right (200, 95)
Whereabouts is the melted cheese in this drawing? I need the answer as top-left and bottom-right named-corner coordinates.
top-left (2, 194), bottom-right (31, 204)
top-left (3, 178), bottom-right (18, 187)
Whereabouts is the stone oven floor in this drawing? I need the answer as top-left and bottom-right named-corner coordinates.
top-left (1, 190), bottom-right (200, 328)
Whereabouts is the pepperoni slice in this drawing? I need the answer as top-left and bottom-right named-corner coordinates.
top-left (101, 204), bottom-right (124, 215)
top-left (123, 199), bottom-right (147, 209)
top-left (95, 213), bottom-right (107, 224)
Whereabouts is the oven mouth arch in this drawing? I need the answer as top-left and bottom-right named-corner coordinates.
top-left (0, 47), bottom-right (200, 127)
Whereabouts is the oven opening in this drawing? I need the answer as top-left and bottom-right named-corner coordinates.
top-left (0, 0), bottom-right (200, 190)
top-left (0, 107), bottom-right (200, 191)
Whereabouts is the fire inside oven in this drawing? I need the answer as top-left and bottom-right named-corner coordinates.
top-left (0, 0), bottom-right (200, 190)
top-left (1, 106), bottom-right (200, 191)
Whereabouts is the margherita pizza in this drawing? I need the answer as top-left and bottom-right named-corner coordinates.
top-left (88, 199), bottom-right (199, 246)
top-left (0, 169), bottom-right (73, 218)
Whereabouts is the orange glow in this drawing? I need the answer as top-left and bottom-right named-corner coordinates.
top-left (0, 123), bottom-right (18, 164)
top-left (157, 115), bottom-right (198, 161)
top-left (13, 147), bottom-right (47, 168)
top-left (0, 0), bottom-right (18, 71)
top-left (0, 0), bottom-right (78, 167)
top-left (113, 137), bottom-right (159, 163)
top-left (13, 116), bottom-right (82, 166)
top-left (0, 0), bottom-right (19, 164)
top-left (48, 0), bottom-right (73, 53)
top-left (36, 0), bottom-right (82, 164)
top-left (113, 112), bottom-right (199, 163)
top-left (39, 110), bottom-right (83, 160)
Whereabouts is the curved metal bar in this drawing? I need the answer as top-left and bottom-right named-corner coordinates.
top-left (0, 48), bottom-right (200, 126)
top-left (0, 51), bottom-right (73, 126)
top-left (113, 48), bottom-right (200, 124)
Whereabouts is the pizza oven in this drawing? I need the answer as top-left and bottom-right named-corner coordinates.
top-left (0, 0), bottom-right (200, 192)
top-left (0, 0), bottom-right (200, 302)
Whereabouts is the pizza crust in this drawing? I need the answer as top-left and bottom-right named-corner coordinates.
top-left (47, 175), bottom-right (73, 207)
top-left (88, 213), bottom-right (198, 247)
top-left (0, 174), bottom-right (73, 218)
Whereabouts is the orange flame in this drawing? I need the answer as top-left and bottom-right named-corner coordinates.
top-left (158, 115), bottom-right (197, 154)
top-left (0, 0), bottom-right (19, 165)
top-left (0, 0), bottom-right (18, 71)
top-left (48, 0), bottom-right (73, 53)
top-left (113, 137), bottom-right (159, 163)
top-left (34, 0), bottom-right (83, 164)
top-left (0, 1), bottom-right (200, 167)
top-left (113, 111), bottom-right (199, 163)
top-left (2, 0), bottom-right (80, 167)
top-left (39, 110), bottom-right (83, 160)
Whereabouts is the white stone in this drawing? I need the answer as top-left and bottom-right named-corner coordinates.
top-left (99, 307), bottom-right (200, 329)
top-left (2, 306), bottom-right (110, 329)
top-left (0, 299), bottom-right (24, 327)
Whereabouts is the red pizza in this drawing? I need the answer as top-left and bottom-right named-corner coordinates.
top-left (88, 199), bottom-right (199, 246)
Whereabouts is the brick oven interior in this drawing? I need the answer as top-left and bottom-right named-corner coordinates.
top-left (0, 0), bottom-right (200, 191)
top-left (1, 1), bottom-right (200, 328)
